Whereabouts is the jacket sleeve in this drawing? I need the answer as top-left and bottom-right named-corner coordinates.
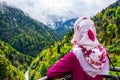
top-left (47, 51), bottom-right (74, 79)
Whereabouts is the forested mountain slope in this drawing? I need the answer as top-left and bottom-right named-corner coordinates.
top-left (92, 0), bottom-right (120, 53)
top-left (0, 2), bottom-right (61, 80)
top-left (29, 1), bottom-right (120, 80)
top-left (0, 40), bottom-right (29, 80)
top-left (0, 3), bottom-right (60, 57)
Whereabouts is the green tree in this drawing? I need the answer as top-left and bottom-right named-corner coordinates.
top-left (116, 6), bottom-right (120, 25)
top-left (40, 62), bottom-right (48, 77)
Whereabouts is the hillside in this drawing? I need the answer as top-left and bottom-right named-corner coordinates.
top-left (0, 2), bottom-right (60, 57)
top-left (0, 40), bottom-right (29, 80)
top-left (29, 0), bottom-right (120, 80)
top-left (92, 0), bottom-right (120, 53)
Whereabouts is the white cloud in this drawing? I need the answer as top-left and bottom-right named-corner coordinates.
top-left (0, 0), bottom-right (117, 26)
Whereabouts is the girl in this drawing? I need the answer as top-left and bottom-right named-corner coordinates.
top-left (46, 17), bottom-right (109, 80)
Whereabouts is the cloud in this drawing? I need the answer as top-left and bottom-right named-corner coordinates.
top-left (0, 0), bottom-right (117, 26)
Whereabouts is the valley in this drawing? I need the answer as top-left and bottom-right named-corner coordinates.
top-left (0, 0), bottom-right (120, 80)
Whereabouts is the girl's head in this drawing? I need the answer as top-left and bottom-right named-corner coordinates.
top-left (71, 17), bottom-right (99, 49)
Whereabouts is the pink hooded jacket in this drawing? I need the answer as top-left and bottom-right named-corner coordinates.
top-left (47, 51), bottom-right (104, 80)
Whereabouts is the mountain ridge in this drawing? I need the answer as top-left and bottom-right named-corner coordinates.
top-left (0, 2), bottom-right (60, 57)
top-left (53, 18), bottom-right (76, 38)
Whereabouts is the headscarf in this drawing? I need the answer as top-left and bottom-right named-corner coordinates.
top-left (71, 17), bottom-right (109, 77)
top-left (71, 17), bottom-right (99, 49)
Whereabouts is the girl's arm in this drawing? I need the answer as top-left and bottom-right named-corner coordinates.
top-left (47, 51), bottom-right (74, 79)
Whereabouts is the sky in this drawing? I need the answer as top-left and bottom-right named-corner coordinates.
top-left (0, 0), bottom-right (117, 28)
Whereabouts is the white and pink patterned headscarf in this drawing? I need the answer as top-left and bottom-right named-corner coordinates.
top-left (71, 17), bottom-right (109, 77)
top-left (71, 17), bottom-right (99, 49)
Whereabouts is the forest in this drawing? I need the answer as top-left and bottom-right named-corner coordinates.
top-left (0, 2), bottom-right (60, 58)
top-left (0, 2), bottom-right (59, 80)
top-left (0, 0), bottom-right (120, 80)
